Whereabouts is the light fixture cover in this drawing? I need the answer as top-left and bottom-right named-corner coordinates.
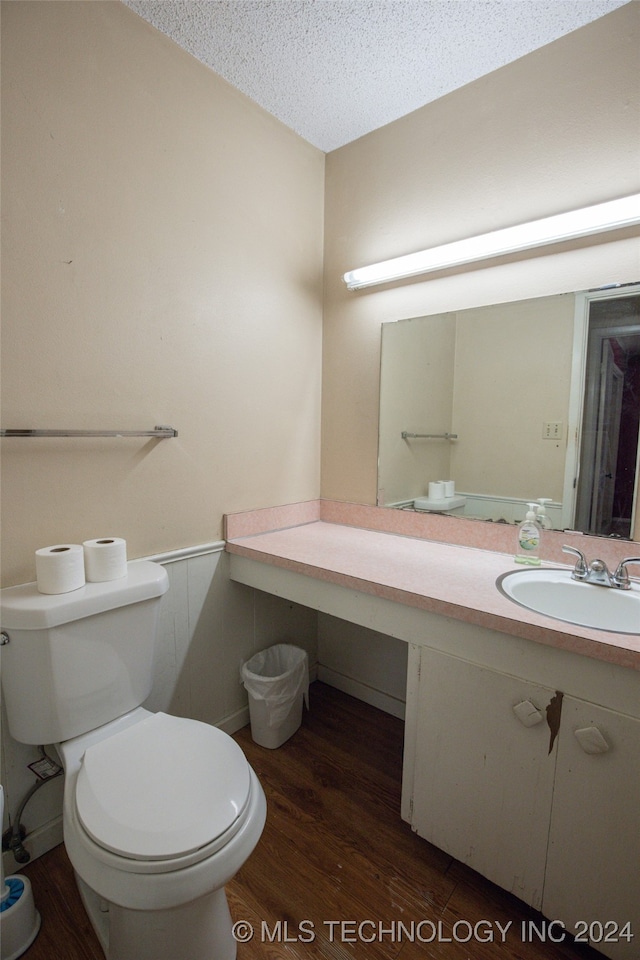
top-left (343, 194), bottom-right (640, 290)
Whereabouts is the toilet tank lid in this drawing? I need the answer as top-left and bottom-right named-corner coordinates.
top-left (0, 560), bottom-right (169, 630)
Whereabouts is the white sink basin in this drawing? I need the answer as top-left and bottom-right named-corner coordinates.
top-left (496, 568), bottom-right (640, 635)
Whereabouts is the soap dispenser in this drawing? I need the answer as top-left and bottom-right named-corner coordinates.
top-left (515, 504), bottom-right (542, 565)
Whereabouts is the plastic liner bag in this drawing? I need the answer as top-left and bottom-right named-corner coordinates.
top-left (241, 644), bottom-right (309, 728)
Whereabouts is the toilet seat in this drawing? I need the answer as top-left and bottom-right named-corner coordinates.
top-left (75, 713), bottom-right (251, 863)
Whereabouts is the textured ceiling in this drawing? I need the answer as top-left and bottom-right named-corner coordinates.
top-left (123, 0), bottom-right (629, 152)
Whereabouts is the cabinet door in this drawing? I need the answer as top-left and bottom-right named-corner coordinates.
top-left (410, 647), bottom-right (558, 909)
top-left (543, 698), bottom-right (640, 960)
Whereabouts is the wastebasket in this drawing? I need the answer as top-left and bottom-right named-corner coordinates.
top-left (241, 644), bottom-right (309, 749)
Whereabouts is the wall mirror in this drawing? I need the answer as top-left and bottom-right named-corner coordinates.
top-left (378, 283), bottom-right (640, 540)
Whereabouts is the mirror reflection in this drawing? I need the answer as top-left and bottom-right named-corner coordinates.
top-left (575, 293), bottom-right (640, 537)
top-left (378, 284), bottom-right (640, 539)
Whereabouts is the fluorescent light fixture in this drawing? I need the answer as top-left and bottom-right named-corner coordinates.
top-left (343, 194), bottom-right (640, 290)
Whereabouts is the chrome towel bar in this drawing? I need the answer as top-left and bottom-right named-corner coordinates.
top-left (0, 425), bottom-right (178, 438)
top-left (401, 431), bottom-right (458, 440)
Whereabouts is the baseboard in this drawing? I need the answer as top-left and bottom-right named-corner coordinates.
top-left (317, 666), bottom-right (405, 720)
top-left (217, 705), bottom-right (251, 736)
top-left (2, 815), bottom-right (63, 875)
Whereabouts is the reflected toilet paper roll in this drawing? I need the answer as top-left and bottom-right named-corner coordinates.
top-left (83, 537), bottom-right (128, 582)
top-left (428, 481), bottom-right (445, 500)
top-left (35, 544), bottom-right (86, 595)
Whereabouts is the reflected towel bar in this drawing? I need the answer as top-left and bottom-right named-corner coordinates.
top-left (0, 426), bottom-right (178, 438)
top-left (401, 431), bottom-right (458, 440)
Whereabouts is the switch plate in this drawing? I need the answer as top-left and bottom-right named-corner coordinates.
top-left (543, 421), bottom-right (562, 439)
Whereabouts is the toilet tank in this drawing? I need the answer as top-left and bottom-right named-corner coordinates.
top-left (0, 560), bottom-right (169, 745)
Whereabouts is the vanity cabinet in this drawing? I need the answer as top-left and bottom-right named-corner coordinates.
top-left (542, 698), bottom-right (640, 959)
top-left (407, 646), bottom-right (556, 909)
top-left (404, 645), bottom-right (640, 960)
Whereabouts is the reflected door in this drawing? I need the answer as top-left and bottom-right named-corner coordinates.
top-left (592, 341), bottom-right (624, 534)
top-left (575, 293), bottom-right (640, 538)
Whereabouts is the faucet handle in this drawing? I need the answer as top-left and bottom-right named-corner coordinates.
top-left (562, 545), bottom-right (588, 579)
top-left (612, 557), bottom-right (640, 590)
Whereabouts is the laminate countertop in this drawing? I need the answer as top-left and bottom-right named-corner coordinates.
top-left (226, 519), bottom-right (640, 672)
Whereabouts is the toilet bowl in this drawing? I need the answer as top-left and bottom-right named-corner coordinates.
top-left (0, 561), bottom-right (266, 960)
top-left (58, 709), bottom-right (266, 960)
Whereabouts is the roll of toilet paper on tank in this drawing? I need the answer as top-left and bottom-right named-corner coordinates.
top-left (443, 480), bottom-right (455, 497)
top-left (35, 544), bottom-right (86, 594)
top-left (83, 538), bottom-right (128, 582)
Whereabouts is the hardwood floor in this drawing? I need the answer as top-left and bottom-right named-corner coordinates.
top-left (19, 682), bottom-right (602, 960)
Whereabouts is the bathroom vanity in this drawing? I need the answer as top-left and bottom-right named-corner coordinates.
top-left (404, 640), bottom-right (639, 960)
top-left (225, 500), bottom-right (639, 960)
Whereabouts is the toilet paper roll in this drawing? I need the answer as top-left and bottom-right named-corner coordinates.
top-left (443, 480), bottom-right (455, 497)
top-left (428, 481), bottom-right (445, 500)
top-left (83, 537), bottom-right (128, 582)
top-left (35, 544), bottom-right (86, 595)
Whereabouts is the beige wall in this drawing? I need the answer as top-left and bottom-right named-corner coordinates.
top-left (378, 313), bottom-right (455, 504)
top-left (3, 2), bottom-right (640, 592)
top-left (0, 0), bottom-right (324, 586)
top-left (451, 295), bottom-right (574, 500)
top-left (322, 2), bottom-right (640, 544)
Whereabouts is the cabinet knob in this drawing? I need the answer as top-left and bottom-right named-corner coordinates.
top-left (574, 726), bottom-right (610, 755)
top-left (513, 700), bottom-right (544, 727)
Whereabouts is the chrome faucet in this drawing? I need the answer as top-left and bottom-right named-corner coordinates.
top-left (612, 557), bottom-right (640, 590)
top-left (563, 546), bottom-right (640, 590)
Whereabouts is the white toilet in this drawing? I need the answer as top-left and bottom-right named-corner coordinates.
top-left (0, 560), bottom-right (266, 960)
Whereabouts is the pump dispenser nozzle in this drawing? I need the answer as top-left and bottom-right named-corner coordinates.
top-left (536, 499), bottom-right (553, 530)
